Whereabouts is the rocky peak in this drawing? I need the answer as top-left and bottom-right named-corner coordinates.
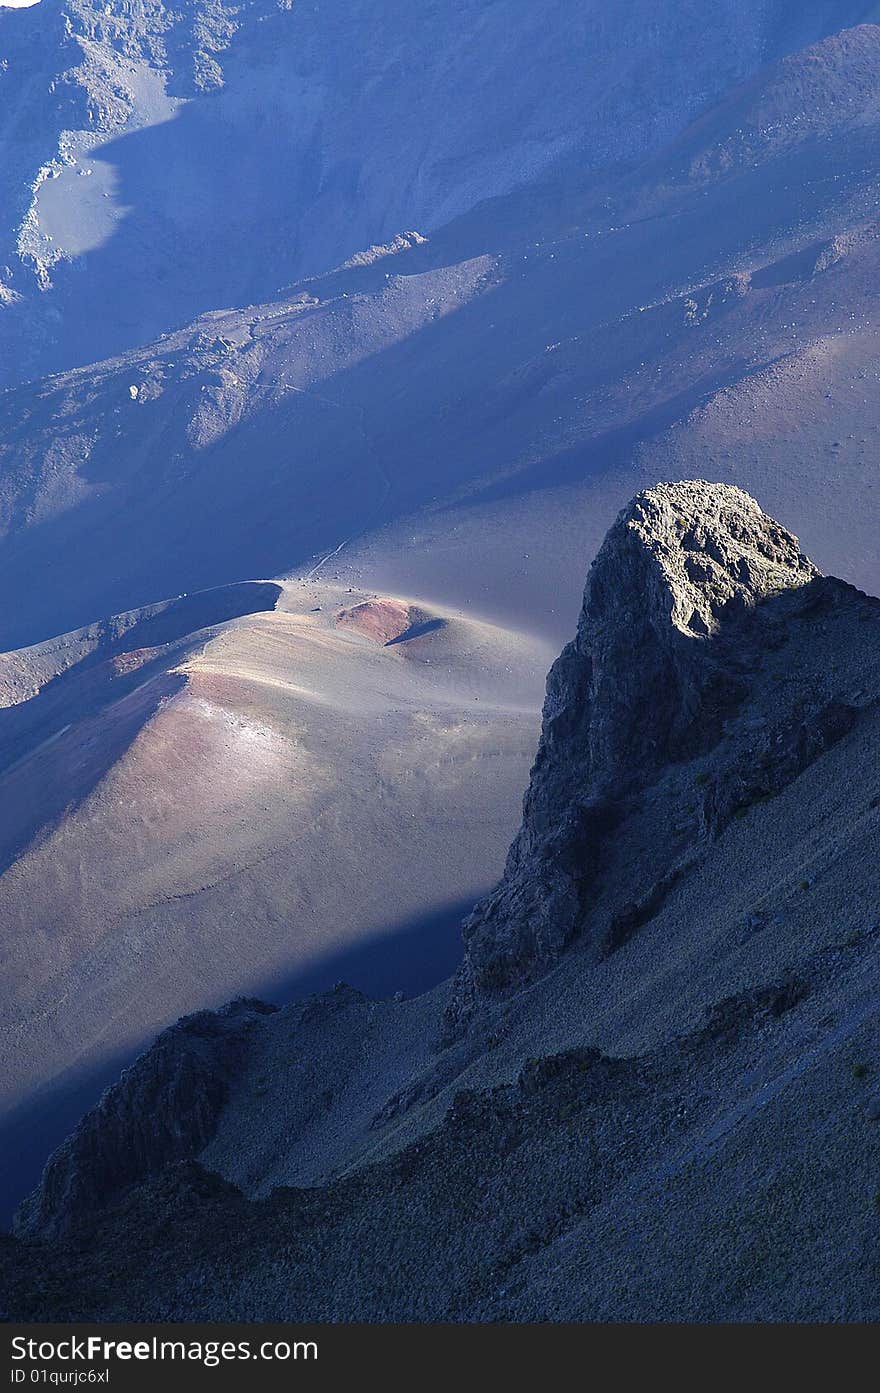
top-left (548, 481), bottom-right (817, 789)
top-left (618, 481), bottom-right (818, 634)
top-left (444, 481), bottom-right (823, 1036)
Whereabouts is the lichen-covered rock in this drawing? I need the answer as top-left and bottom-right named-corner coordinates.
top-left (445, 482), bottom-right (819, 1035)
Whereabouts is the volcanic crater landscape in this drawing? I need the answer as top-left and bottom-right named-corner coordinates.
top-left (1, 0), bottom-right (880, 1324)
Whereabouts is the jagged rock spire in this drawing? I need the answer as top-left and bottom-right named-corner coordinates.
top-left (445, 482), bottom-right (819, 1036)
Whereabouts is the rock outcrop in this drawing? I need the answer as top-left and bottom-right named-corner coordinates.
top-left (14, 999), bottom-right (276, 1239)
top-left (5, 481), bottom-right (880, 1323)
top-left (5, 921), bottom-right (879, 1322)
top-left (445, 482), bottom-right (824, 1034)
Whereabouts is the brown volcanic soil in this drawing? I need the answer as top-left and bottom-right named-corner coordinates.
top-left (5, 510), bottom-right (880, 1322)
top-left (0, 578), bottom-right (551, 1220)
top-left (5, 7), bottom-right (880, 1266)
top-left (335, 598), bottom-right (413, 644)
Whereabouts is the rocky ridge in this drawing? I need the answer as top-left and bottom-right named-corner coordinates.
top-left (8, 482), bottom-right (880, 1324)
top-left (5, 920), bottom-right (879, 1321)
top-left (445, 482), bottom-right (845, 1032)
top-left (14, 999), bottom-right (276, 1240)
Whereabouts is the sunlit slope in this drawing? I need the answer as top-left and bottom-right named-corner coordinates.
top-left (0, 579), bottom-right (549, 1133)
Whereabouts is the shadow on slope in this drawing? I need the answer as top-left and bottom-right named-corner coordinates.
top-left (4, 29), bottom-right (880, 647)
top-left (0, 894), bottom-right (473, 1226)
top-left (13, 0), bottom-right (866, 381)
top-left (0, 582), bottom-right (281, 872)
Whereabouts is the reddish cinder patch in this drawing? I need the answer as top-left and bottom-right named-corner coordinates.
top-left (335, 599), bottom-right (413, 645)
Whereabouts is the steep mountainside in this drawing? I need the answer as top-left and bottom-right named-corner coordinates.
top-left (6, 0), bottom-right (852, 388)
top-left (3, 3), bottom-right (880, 1323)
top-left (4, 20), bottom-right (880, 652)
top-left (444, 483), bottom-right (825, 1029)
top-left (5, 483), bottom-right (879, 1321)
